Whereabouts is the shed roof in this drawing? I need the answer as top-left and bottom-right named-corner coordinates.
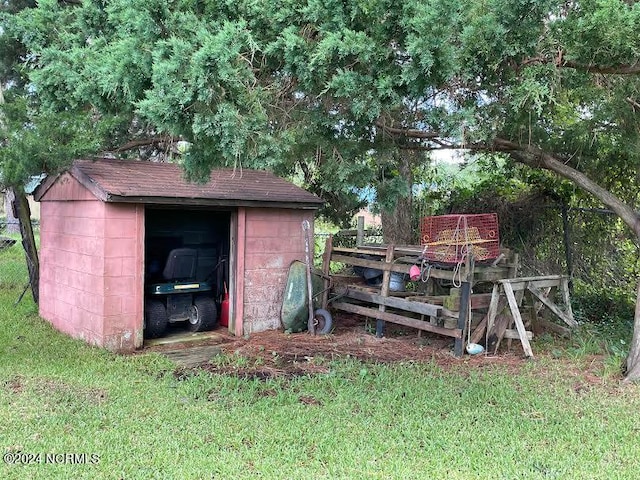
top-left (35, 158), bottom-right (323, 209)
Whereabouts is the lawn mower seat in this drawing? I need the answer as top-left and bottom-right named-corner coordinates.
top-left (163, 248), bottom-right (198, 282)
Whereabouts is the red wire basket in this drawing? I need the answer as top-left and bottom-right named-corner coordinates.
top-left (420, 213), bottom-right (500, 264)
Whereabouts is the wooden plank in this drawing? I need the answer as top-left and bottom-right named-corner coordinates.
top-left (333, 253), bottom-right (482, 283)
top-left (161, 345), bottom-right (222, 368)
top-left (405, 296), bottom-right (445, 305)
top-left (535, 317), bottom-right (572, 337)
top-left (488, 313), bottom-right (511, 353)
top-left (234, 207), bottom-right (246, 337)
top-left (356, 216), bottom-right (365, 247)
top-left (503, 329), bottom-right (533, 340)
top-left (470, 296), bottom-right (507, 345)
top-left (340, 245), bottom-right (424, 256)
top-left (331, 254), bottom-right (411, 275)
top-left (377, 245), bottom-right (394, 338)
top-left (334, 244), bottom-right (518, 265)
top-left (499, 274), bottom-right (564, 283)
top-left (472, 267), bottom-right (518, 282)
top-left (527, 285), bottom-right (578, 328)
top-left (344, 288), bottom-right (442, 317)
top-left (532, 287), bottom-right (552, 315)
top-left (386, 291), bottom-right (428, 298)
top-left (498, 277), bottom-right (564, 291)
top-left (332, 246), bottom-right (389, 256)
top-left (503, 282), bottom-right (534, 358)
top-left (526, 290), bottom-right (540, 335)
top-left (228, 212), bottom-right (237, 334)
top-left (144, 331), bottom-right (226, 347)
top-left (486, 284), bottom-right (501, 335)
top-left (332, 302), bottom-right (462, 338)
top-left (443, 293), bottom-right (494, 311)
top-left (454, 281), bottom-right (472, 357)
top-left (334, 228), bottom-right (379, 238)
top-left (469, 315), bottom-right (488, 345)
top-left (560, 277), bottom-right (575, 326)
top-left (332, 248), bottom-right (512, 283)
top-left (508, 253), bottom-right (519, 279)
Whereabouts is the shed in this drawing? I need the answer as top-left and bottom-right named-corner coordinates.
top-left (34, 158), bottom-right (323, 352)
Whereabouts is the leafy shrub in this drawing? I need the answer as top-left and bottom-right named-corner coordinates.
top-left (571, 280), bottom-right (634, 358)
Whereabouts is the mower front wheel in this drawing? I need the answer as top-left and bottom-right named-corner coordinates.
top-left (145, 300), bottom-right (168, 338)
top-left (188, 296), bottom-right (218, 332)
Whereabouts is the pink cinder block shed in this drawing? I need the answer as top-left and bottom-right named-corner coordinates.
top-left (34, 158), bottom-right (323, 352)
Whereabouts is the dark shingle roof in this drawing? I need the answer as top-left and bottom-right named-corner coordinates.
top-left (36, 158), bottom-right (323, 209)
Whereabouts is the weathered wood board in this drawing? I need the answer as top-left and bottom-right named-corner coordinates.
top-left (161, 345), bottom-right (222, 367)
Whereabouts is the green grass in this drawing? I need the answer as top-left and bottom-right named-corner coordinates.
top-left (1, 249), bottom-right (640, 478)
top-left (0, 236), bottom-right (29, 289)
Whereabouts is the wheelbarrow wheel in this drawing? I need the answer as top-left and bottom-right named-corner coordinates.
top-left (313, 309), bottom-right (333, 335)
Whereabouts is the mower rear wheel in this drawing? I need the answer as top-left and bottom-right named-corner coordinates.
top-left (313, 308), bottom-right (333, 335)
top-left (188, 296), bottom-right (218, 332)
top-left (145, 300), bottom-right (168, 338)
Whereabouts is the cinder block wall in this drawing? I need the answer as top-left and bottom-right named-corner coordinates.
top-left (243, 208), bottom-right (314, 333)
top-left (38, 174), bottom-right (144, 351)
top-left (101, 203), bottom-right (144, 351)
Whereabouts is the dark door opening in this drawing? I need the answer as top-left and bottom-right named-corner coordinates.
top-left (144, 207), bottom-right (231, 339)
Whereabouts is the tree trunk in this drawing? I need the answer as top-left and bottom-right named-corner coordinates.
top-left (624, 280), bottom-right (640, 381)
top-left (381, 197), bottom-right (413, 245)
top-left (11, 187), bottom-right (39, 304)
top-left (4, 188), bottom-right (20, 234)
top-left (381, 151), bottom-right (415, 245)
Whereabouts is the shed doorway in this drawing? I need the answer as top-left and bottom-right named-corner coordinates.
top-left (144, 207), bottom-right (232, 341)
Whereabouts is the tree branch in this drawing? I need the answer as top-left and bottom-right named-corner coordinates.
top-left (111, 136), bottom-right (177, 153)
top-left (627, 97), bottom-right (640, 110)
top-left (560, 59), bottom-right (640, 75)
top-left (494, 138), bottom-right (640, 235)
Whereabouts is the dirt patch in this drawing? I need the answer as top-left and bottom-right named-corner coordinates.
top-left (32, 378), bottom-right (109, 404)
top-left (154, 312), bottom-right (535, 379)
top-left (1, 375), bottom-right (108, 403)
top-left (3, 375), bottom-right (25, 394)
top-left (231, 314), bottom-right (529, 362)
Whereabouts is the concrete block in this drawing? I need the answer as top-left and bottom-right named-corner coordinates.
top-left (105, 218), bottom-right (137, 239)
top-left (104, 238), bottom-right (136, 258)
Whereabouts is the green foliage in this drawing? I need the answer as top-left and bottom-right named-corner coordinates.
top-left (0, 235), bottom-right (29, 289)
top-left (0, 93), bottom-right (120, 188)
top-left (573, 281), bottom-right (635, 328)
top-left (1, 0), bottom-right (640, 256)
top-left (552, 0), bottom-right (640, 69)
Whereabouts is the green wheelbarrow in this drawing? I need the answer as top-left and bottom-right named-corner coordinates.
top-left (280, 260), bottom-right (333, 334)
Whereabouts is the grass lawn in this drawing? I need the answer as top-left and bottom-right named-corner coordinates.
top-left (1, 241), bottom-right (640, 479)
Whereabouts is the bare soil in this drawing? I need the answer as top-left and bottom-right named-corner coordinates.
top-left (151, 312), bottom-right (535, 380)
